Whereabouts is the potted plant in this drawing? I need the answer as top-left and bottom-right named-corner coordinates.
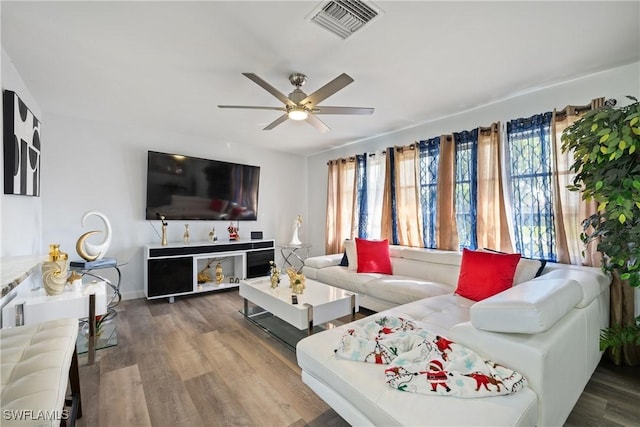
top-left (561, 96), bottom-right (640, 362)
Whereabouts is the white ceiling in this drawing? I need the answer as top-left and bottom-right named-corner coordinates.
top-left (2, 1), bottom-right (639, 156)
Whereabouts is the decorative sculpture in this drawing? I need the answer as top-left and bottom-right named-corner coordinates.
top-left (197, 258), bottom-right (215, 284)
top-left (209, 226), bottom-right (217, 242)
top-left (183, 224), bottom-right (190, 245)
top-left (227, 222), bottom-right (239, 240)
top-left (157, 213), bottom-right (168, 246)
top-left (76, 211), bottom-right (112, 261)
top-left (42, 244), bottom-right (69, 295)
top-left (215, 263), bottom-right (224, 284)
top-left (269, 260), bottom-right (281, 289)
top-left (286, 267), bottom-right (305, 294)
top-left (289, 214), bottom-right (302, 246)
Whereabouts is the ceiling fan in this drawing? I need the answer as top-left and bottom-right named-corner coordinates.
top-left (218, 72), bottom-right (374, 133)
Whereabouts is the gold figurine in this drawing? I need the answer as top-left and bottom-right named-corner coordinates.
top-left (286, 267), bottom-right (305, 294)
top-left (269, 261), bottom-right (281, 289)
top-left (215, 263), bottom-right (224, 284)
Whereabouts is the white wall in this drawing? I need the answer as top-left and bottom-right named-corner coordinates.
top-left (2, 48), bottom-right (307, 302)
top-left (306, 61), bottom-right (640, 257)
top-left (40, 113), bottom-right (307, 299)
top-left (1, 48), bottom-right (43, 258)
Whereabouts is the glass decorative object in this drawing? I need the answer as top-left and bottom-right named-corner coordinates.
top-left (183, 224), bottom-right (190, 245)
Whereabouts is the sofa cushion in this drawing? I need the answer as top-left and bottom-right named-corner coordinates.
top-left (455, 249), bottom-right (521, 301)
top-left (355, 238), bottom-right (392, 274)
top-left (316, 266), bottom-right (382, 294)
top-left (470, 278), bottom-right (583, 333)
top-left (363, 276), bottom-right (451, 306)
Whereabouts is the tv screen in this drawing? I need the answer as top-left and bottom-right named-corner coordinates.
top-left (145, 151), bottom-right (260, 221)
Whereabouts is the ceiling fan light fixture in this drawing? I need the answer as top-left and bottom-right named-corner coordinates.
top-left (288, 107), bottom-right (308, 121)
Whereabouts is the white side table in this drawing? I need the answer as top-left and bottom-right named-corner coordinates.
top-left (2, 280), bottom-right (107, 364)
top-left (278, 243), bottom-right (312, 272)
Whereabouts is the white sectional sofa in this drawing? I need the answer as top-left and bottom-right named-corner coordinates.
top-left (298, 245), bottom-right (610, 426)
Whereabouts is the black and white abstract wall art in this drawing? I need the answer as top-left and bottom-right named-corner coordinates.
top-left (3, 90), bottom-right (41, 196)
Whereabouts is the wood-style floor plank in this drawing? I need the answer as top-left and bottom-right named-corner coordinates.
top-left (98, 365), bottom-right (152, 427)
top-left (76, 290), bottom-right (640, 427)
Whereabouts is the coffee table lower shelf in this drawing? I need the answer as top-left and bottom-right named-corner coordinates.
top-left (241, 305), bottom-right (339, 350)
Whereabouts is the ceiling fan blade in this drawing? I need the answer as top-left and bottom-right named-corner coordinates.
top-left (263, 113), bottom-right (289, 130)
top-left (242, 73), bottom-right (296, 107)
top-left (305, 112), bottom-right (330, 133)
top-left (301, 73), bottom-right (354, 106)
top-left (314, 106), bottom-right (374, 115)
top-left (218, 105), bottom-right (285, 111)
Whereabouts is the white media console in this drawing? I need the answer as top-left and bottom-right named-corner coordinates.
top-left (144, 239), bottom-right (275, 302)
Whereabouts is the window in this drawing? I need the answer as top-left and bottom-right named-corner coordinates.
top-left (418, 138), bottom-right (440, 248)
top-left (506, 112), bottom-right (556, 261)
top-left (454, 130), bottom-right (478, 250)
top-left (354, 152), bottom-right (385, 239)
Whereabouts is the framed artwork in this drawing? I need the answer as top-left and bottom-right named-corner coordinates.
top-left (3, 90), bottom-right (41, 196)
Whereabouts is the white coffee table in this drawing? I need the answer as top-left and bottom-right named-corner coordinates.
top-left (239, 276), bottom-right (358, 335)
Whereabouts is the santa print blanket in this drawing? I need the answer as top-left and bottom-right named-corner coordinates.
top-left (335, 316), bottom-right (528, 398)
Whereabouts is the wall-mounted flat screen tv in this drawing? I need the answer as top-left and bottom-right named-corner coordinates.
top-left (145, 151), bottom-right (260, 221)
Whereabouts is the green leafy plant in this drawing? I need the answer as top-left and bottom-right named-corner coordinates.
top-left (561, 96), bottom-right (640, 355)
top-left (562, 96), bottom-right (640, 285)
top-left (600, 316), bottom-right (640, 351)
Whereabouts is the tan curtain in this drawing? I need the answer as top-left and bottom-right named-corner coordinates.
top-left (436, 136), bottom-right (458, 250)
top-left (380, 149), bottom-right (394, 242)
top-left (476, 123), bottom-right (513, 252)
top-left (393, 145), bottom-right (423, 247)
top-left (325, 158), bottom-right (356, 254)
top-left (551, 98), bottom-right (604, 266)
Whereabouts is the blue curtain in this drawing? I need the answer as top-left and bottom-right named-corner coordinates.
top-left (418, 138), bottom-right (440, 248)
top-left (355, 154), bottom-right (368, 238)
top-left (453, 130), bottom-right (478, 250)
top-left (507, 112), bottom-right (556, 261)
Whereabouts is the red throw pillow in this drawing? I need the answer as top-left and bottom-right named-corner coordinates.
top-left (455, 248), bottom-right (521, 301)
top-left (355, 238), bottom-right (392, 274)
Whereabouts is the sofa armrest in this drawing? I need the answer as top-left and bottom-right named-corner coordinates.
top-left (304, 254), bottom-right (343, 269)
top-left (470, 278), bottom-right (582, 334)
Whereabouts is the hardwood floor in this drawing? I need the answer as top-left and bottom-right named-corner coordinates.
top-left (76, 291), bottom-right (639, 427)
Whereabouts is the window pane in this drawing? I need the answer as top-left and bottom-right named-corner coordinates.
top-left (418, 138), bottom-right (440, 248)
top-left (454, 130), bottom-right (478, 250)
top-left (507, 113), bottom-right (556, 261)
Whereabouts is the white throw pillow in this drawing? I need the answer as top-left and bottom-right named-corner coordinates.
top-left (513, 257), bottom-right (543, 285)
top-left (344, 239), bottom-right (358, 271)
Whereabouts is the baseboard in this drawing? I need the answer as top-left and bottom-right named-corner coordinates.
top-left (121, 290), bottom-right (145, 301)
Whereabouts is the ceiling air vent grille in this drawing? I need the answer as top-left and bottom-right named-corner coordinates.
top-left (308, 1), bottom-right (381, 39)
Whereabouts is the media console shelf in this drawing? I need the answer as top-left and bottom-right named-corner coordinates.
top-left (144, 239), bottom-right (274, 302)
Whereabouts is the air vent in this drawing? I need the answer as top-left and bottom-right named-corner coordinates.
top-left (307, 1), bottom-right (381, 39)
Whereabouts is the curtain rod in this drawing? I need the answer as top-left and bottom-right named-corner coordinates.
top-left (554, 98), bottom-right (616, 118)
top-left (327, 98), bottom-right (613, 165)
